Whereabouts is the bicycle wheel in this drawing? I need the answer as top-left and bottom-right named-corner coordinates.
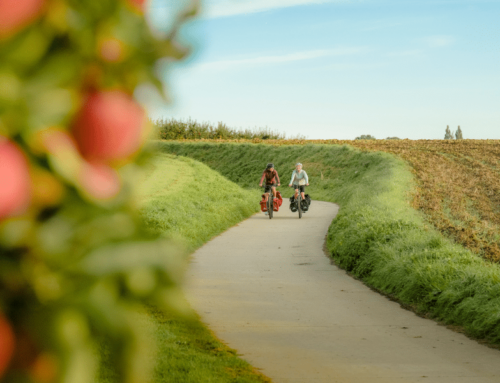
top-left (268, 194), bottom-right (273, 219)
top-left (298, 194), bottom-right (302, 219)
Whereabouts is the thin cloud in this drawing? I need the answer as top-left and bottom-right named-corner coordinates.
top-left (421, 35), bottom-right (455, 48)
top-left (193, 47), bottom-right (368, 71)
top-left (202, 0), bottom-right (346, 18)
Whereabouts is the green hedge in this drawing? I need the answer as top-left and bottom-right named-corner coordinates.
top-left (153, 118), bottom-right (288, 140)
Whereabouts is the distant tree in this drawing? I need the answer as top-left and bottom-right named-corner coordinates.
top-left (386, 137), bottom-right (400, 140)
top-left (444, 125), bottom-right (453, 139)
top-left (456, 126), bottom-right (463, 139)
top-left (355, 134), bottom-right (376, 140)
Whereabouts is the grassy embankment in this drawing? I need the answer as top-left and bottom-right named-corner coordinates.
top-left (99, 152), bottom-right (268, 383)
top-left (157, 141), bottom-right (500, 345)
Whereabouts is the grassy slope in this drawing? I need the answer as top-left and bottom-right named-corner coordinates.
top-left (100, 153), bottom-right (268, 383)
top-left (139, 153), bottom-right (260, 250)
top-left (156, 141), bottom-right (500, 344)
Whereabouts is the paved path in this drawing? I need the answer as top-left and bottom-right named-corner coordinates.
top-left (185, 201), bottom-right (500, 383)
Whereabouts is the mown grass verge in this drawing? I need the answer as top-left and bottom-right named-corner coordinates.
top-left (99, 152), bottom-right (268, 383)
top-left (156, 141), bottom-right (500, 345)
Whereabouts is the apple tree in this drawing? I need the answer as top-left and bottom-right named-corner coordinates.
top-left (0, 0), bottom-right (198, 382)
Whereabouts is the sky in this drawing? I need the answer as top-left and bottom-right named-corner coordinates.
top-left (143, 0), bottom-right (500, 140)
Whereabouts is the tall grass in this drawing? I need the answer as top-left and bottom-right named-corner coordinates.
top-left (152, 118), bottom-right (305, 141)
top-left (156, 141), bottom-right (500, 344)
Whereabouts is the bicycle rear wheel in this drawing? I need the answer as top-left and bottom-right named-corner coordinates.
top-left (269, 194), bottom-right (274, 219)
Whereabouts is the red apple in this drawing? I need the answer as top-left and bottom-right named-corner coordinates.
top-left (71, 91), bottom-right (146, 163)
top-left (0, 138), bottom-right (31, 220)
top-left (0, 313), bottom-right (15, 378)
top-left (0, 0), bottom-right (46, 38)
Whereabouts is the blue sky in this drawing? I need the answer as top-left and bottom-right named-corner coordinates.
top-left (144, 0), bottom-right (500, 140)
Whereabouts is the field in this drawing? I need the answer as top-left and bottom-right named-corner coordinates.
top-left (157, 141), bottom-right (500, 344)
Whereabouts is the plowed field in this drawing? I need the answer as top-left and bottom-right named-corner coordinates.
top-left (344, 139), bottom-right (500, 263)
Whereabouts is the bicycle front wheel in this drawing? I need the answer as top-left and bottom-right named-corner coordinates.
top-left (269, 196), bottom-right (274, 219)
top-left (298, 195), bottom-right (302, 219)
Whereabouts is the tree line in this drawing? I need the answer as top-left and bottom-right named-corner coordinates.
top-left (354, 126), bottom-right (465, 140)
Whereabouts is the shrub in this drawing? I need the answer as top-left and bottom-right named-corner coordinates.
top-left (355, 134), bottom-right (376, 140)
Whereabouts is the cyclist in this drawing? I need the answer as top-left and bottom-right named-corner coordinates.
top-left (289, 162), bottom-right (309, 206)
top-left (259, 163), bottom-right (280, 206)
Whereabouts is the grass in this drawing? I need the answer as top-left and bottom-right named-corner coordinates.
top-left (156, 141), bottom-right (500, 345)
top-left (149, 307), bottom-right (271, 383)
top-left (98, 152), bottom-right (269, 383)
top-left (138, 153), bottom-right (260, 250)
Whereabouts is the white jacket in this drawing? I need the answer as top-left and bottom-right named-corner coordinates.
top-left (289, 169), bottom-right (308, 185)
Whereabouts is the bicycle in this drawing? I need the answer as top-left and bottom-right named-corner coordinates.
top-left (260, 184), bottom-right (282, 219)
top-left (290, 183), bottom-right (309, 219)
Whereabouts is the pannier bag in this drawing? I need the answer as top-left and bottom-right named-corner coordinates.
top-left (289, 194), bottom-right (311, 212)
top-left (273, 191), bottom-right (283, 211)
top-left (260, 194), bottom-right (267, 212)
top-left (301, 194), bottom-right (311, 211)
top-left (301, 199), bottom-right (309, 212)
top-left (305, 194), bottom-right (311, 206)
top-left (260, 192), bottom-right (283, 212)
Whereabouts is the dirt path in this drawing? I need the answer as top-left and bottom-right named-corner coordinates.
top-left (185, 201), bottom-right (500, 383)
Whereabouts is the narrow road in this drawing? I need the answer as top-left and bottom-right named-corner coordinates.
top-left (185, 201), bottom-right (500, 383)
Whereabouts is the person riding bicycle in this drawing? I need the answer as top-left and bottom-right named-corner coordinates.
top-left (259, 163), bottom-right (280, 204)
top-left (289, 163), bottom-right (309, 207)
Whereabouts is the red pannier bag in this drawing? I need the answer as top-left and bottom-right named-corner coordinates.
top-left (273, 191), bottom-right (283, 211)
top-left (260, 194), bottom-right (267, 212)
